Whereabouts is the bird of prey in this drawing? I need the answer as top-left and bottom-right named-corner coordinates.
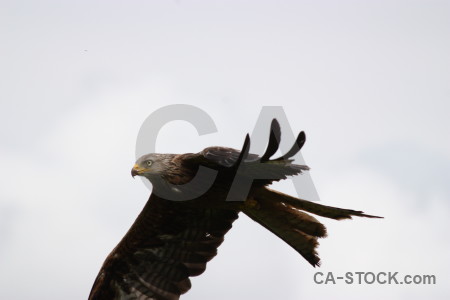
top-left (89, 119), bottom-right (381, 300)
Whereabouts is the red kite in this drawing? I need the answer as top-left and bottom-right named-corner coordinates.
top-left (89, 119), bottom-right (380, 300)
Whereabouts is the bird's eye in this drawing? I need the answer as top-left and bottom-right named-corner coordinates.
top-left (146, 160), bottom-right (153, 167)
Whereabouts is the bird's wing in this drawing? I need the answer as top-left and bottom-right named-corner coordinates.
top-left (88, 193), bottom-right (239, 300)
top-left (182, 119), bottom-right (309, 186)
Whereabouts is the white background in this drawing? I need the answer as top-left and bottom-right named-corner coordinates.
top-left (1, 1), bottom-right (449, 299)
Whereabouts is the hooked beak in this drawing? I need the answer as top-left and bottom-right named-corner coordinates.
top-left (131, 164), bottom-right (149, 177)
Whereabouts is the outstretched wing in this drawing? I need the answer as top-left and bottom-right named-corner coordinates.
top-left (182, 119), bottom-right (309, 186)
top-left (89, 194), bottom-right (238, 300)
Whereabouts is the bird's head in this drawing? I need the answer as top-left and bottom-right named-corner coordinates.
top-left (131, 153), bottom-right (172, 179)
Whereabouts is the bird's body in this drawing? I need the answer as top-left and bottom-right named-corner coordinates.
top-left (89, 120), bottom-right (381, 300)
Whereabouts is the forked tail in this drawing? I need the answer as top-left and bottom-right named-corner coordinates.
top-left (242, 188), bottom-right (382, 266)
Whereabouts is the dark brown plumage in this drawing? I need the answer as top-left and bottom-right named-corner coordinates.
top-left (89, 119), bottom-right (381, 300)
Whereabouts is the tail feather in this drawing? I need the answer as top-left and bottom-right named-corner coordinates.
top-left (257, 188), bottom-right (383, 220)
top-left (243, 187), bottom-right (383, 267)
top-left (242, 193), bottom-right (326, 267)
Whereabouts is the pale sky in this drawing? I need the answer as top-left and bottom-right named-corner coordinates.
top-left (1, 1), bottom-right (449, 299)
